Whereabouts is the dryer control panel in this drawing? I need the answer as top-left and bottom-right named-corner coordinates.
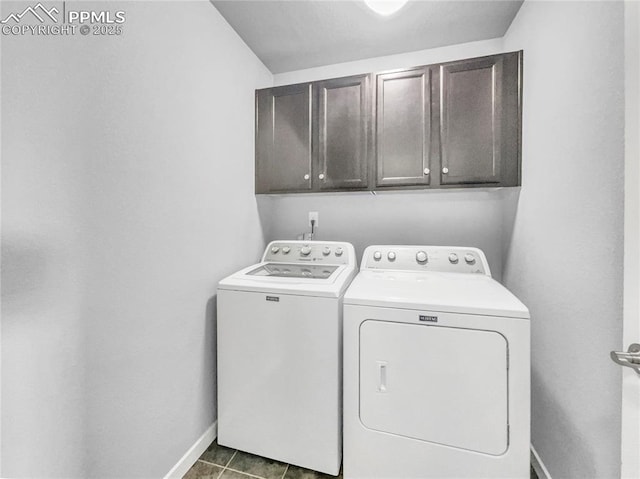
top-left (361, 245), bottom-right (491, 276)
top-left (262, 241), bottom-right (355, 266)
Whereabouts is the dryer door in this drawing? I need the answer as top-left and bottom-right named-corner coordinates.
top-left (359, 320), bottom-right (508, 455)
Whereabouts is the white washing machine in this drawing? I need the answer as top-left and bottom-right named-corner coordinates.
top-left (217, 240), bottom-right (357, 476)
top-left (343, 245), bottom-right (530, 479)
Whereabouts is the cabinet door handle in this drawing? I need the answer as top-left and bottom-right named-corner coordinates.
top-left (423, 168), bottom-right (430, 175)
top-left (442, 167), bottom-right (449, 174)
top-left (318, 174), bottom-right (325, 180)
top-left (304, 174), bottom-right (310, 180)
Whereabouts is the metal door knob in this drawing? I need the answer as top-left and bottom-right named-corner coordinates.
top-left (423, 168), bottom-right (430, 175)
top-left (304, 174), bottom-right (310, 180)
top-left (611, 343), bottom-right (640, 374)
top-left (442, 167), bottom-right (449, 174)
top-left (319, 174), bottom-right (325, 180)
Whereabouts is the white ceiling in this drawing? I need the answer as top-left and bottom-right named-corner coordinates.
top-left (211, 1), bottom-right (524, 74)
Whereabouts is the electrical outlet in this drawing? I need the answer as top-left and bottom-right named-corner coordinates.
top-left (308, 211), bottom-right (319, 228)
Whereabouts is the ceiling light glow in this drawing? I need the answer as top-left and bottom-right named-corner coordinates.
top-left (364, 0), bottom-right (408, 16)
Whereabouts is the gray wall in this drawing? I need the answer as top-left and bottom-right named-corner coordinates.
top-left (259, 190), bottom-right (508, 281)
top-left (1, 1), bottom-right (272, 477)
top-left (502, 2), bottom-right (624, 478)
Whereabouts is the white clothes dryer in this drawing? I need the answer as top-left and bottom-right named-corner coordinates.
top-left (217, 240), bottom-right (357, 476)
top-left (343, 245), bottom-right (530, 479)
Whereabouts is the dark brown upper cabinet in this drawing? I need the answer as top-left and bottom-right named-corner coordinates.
top-left (255, 75), bottom-right (370, 194)
top-left (438, 51), bottom-right (521, 187)
top-left (375, 67), bottom-right (432, 187)
top-left (255, 83), bottom-right (313, 193)
top-left (316, 75), bottom-right (370, 190)
top-left (254, 51), bottom-right (522, 194)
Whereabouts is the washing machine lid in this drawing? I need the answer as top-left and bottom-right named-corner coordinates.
top-left (344, 270), bottom-right (529, 319)
top-left (218, 241), bottom-right (358, 298)
top-left (218, 262), bottom-right (356, 298)
top-left (247, 263), bottom-right (339, 280)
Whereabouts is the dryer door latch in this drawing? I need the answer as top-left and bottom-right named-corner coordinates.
top-left (377, 361), bottom-right (388, 393)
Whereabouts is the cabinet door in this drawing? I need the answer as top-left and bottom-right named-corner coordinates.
top-left (376, 68), bottom-right (432, 187)
top-left (439, 52), bottom-right (521, 186)
top-left (316, 75), bottom-right (370, 190)
top-left (255, 84), bottom-right (313, 193)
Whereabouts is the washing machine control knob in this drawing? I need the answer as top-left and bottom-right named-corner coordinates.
top-left (322, 247), bottom-right (331, 256)
top-left (300, 246), bottom-right (311, 256)
top-left (271, 246), bottom-right (280, 254)
top-left (335, 247), bottom-right (344, 256)
top-left (387, 251), bottom-right (396, 261)
top-left (448, 253), bottom-right (459, 264)
top-left (373, 251), bottom-right (382, 261)
top-left (464, 254), bottom-right (476, 264)
top-left (416, 251), bottom-right (428, 264)
top-left (282, 246), bottom-right (291, 254)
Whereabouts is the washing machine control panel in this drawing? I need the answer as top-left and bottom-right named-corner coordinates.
top-left (262, 241), bottom-right (354, 265)
top-left (362, 245), bottom-right (490, 276)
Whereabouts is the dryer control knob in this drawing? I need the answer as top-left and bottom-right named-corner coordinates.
top-left (335, 247), bottom-right (344, 256)
top-left (322, 247), bottom-right (331, 256)
top-left (300, 246), bottom-right (311, 256)
top-left (387, 251), bottom-right (396, 261)
top-left (282, 246), bottom-right (291, 254)
top-left (464, 254), bottom-right (476, 264)
top-left (271, 246), bottom-right (280, 254)
top-left (448, 253), bottom-right (459, 264)
top-left (373, 251), bottom-right (382, 261)
top-left (416, 251), bottom-right (428, 264)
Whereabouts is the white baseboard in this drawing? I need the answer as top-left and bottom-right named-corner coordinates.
top-left (531, 444), bottom-right (552, 479)
top-left (164, 421), bottom-right (217, 479)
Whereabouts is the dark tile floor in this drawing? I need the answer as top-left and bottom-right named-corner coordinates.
top-left (183, 440), bottom-right (538, 479)
top-left (183, 440), bottom-right (340, 479)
